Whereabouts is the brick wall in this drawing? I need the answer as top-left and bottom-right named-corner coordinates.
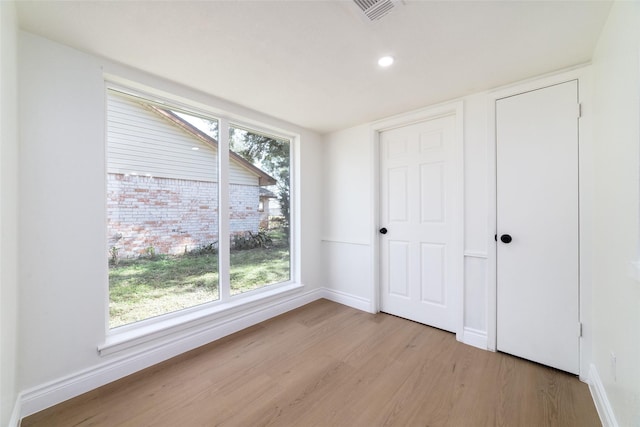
top-left (229, 184), bottom-right (261, 236)
top-left (107, 174), bottom-right (261, 258)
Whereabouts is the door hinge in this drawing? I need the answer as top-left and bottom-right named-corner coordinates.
top-left (578, 322), bottom-right (583, 337)
top-left (577, 103), bottom-right (582, 119)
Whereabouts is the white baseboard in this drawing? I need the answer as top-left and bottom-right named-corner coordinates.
top-left (588, 363), bottom-right (618, 427)
top-left (18, 287), bottom-right (324, 421)
top-left (461, 327), bottom-right (488, 350)
top-left (320, 288), bottom-right (374, 313)
top-left (8, 396), bottom-right (21, 427)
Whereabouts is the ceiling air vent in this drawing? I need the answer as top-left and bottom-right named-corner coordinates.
top-left (353, 0), bottom-right (401, 21)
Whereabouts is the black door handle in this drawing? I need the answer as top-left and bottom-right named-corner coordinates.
top-left (379, 227), bottom-right (388, 235)
top-left (500, 234), bottom-right (512, 244)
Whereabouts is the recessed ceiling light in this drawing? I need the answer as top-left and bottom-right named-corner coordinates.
top-left (378, 56), bottom-right (394, 67)
top-left (192, 147), bottom-right (200, 151)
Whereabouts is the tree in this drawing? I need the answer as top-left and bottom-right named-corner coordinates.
top-left (230, 128), bottom-right (291, 239)
top-left (203, 121), bottom-right (291, 239)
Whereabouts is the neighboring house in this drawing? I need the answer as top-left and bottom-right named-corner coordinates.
top-left (106, 92), bottom-right (276, 258)
top-left (268, 196), bottom-right (282, 218)
top-left (258, 187), bottom-right (277, 229)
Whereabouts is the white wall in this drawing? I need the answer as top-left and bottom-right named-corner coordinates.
top-left (591, 2), bottom-right (640, 425)
top-left (322, 125), bottom-right (376, 311)
top-left (19, 31), bottom-right (113, 392)
top-left (322, 4), bottom-right (640, 424)
top-left (0, 1), bottom-right (20, 425)
top-left (12, 3), bottom-right (640, 425)
top-left (17, 31), bottom-right (323, 416)
top-left (322, 95), bottom-right (491, 347)
top-left (322, 68), bottom-right (597, 359)
top-left (461, 93), bottom-right (490, 340)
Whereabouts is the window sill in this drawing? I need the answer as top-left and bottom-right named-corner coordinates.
top-left (98, 282), bottom-right (303, 356)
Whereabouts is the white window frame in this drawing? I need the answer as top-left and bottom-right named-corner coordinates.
top-left (100, 80), bottom-right (301, 356)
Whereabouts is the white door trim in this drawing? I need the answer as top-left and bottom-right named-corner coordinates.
top-left (486, 66), bottom-right (593, 379)
top-left (371, 100), bottom-right (464, 340)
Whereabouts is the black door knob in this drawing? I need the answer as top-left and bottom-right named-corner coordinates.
top-left (379, 227), bottom-right (388, 235)
top-left (500, 234), bottom-right (512, 244)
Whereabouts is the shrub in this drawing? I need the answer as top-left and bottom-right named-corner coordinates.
top-left (232, 230), bottom-right (272, 250)
top-left (145, 246), bottom-right (157, 259)
top-left (188, 242), bottom-right (218, 256)
top-left (109, 246), bottom-right (119, 266)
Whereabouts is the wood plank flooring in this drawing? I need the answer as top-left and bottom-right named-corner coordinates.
top-left (22, 299), bottom-right (601, 426)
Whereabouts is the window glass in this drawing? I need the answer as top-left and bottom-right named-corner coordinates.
top-left (107, 89), bottom-right (220, 328)
top-left (228, 126), bottom-right (291, 295)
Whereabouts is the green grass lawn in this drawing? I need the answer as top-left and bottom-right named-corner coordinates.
top-left (109, 244), bottom-right (290, 328)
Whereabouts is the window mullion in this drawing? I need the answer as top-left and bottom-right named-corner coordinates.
top-left (218, 118), bottom-right (231, 301)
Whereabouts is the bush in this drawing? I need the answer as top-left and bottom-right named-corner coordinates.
top-left (145, 246), bottom-right (157, 259)
top-left (109, 246), bottom-right (119, 266)
top-left (232, 230), bottom-right (272, 250)
top-left (188, 242), bottom-right (218, 256)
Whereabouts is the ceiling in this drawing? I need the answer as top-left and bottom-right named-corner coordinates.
top-left (16, 0), bottom-right (612, 134)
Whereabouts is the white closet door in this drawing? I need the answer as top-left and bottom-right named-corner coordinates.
top-left (496, 80), bottom-right (580, 374)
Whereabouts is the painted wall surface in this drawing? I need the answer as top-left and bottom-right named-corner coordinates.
top-left (13, 4), bottom-right (640, 425)
top-left (322, 97), bottom-right (490, 341)
top-left (0, 2), bottom-right (19, 424)
top-left (322, 125), bottom-right (375, 309)
top-left (321, 2), bottom-right (640, 423)
top-left (18, 31), bottom-right (109, 392)
top-left (591, 2), bottom-right (640, 424)
top-left (461, 93), bottom-right (490, 334)
top-left (17, 31), bottom-right (323, 395)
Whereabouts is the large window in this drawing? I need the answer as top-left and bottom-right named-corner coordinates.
top-left (106, 88), bottom-right (292, 328)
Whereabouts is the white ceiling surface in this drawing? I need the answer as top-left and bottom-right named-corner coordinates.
top-left (16, 1), bottom-right (612, 134)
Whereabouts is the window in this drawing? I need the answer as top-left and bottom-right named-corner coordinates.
top-left (106, 88), bottom-right (292, 328)
top-left (229, 126), bottom-right (291, 295)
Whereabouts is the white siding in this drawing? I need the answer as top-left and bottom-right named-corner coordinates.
top-left (107, 92), bottom-right (259, 186)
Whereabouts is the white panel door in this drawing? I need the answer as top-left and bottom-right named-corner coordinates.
top-left (380, 115), bottom-right (459, 332)
top-left (496, 81), bottom-right (579, 374)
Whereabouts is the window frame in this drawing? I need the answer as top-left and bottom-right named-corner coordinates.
top-left (101, 80), bottom-right (300, 353)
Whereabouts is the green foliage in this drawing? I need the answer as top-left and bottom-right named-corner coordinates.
top-left (230, 128), bottom-right (291, 238)
top-left (108, 243), bottom-right (290, 328)
top-left (188, 242), bottom-right (218, 256)
top-left (206, 123), bottom-right (290, 238)
top-left (231, 230), bottom-right (273, 250)
top-left (266, 227), bottom-right (289, 248)
top-left (145, 246), bottom-right (157, 259)
top-left (229, 247), bottom-right (290, 287)
top-left (109, 246), bottom-right (119, 266)
top-left (109, 253), bottom-right (219, 327)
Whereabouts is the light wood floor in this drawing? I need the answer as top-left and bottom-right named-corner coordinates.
top-left (22, 299), bottom-right (601, 426)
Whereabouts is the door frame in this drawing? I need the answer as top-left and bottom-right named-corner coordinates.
top-left (487, 66), bottom-right (593, 379)
top-left (371, 100), bottom-right (464, 340)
